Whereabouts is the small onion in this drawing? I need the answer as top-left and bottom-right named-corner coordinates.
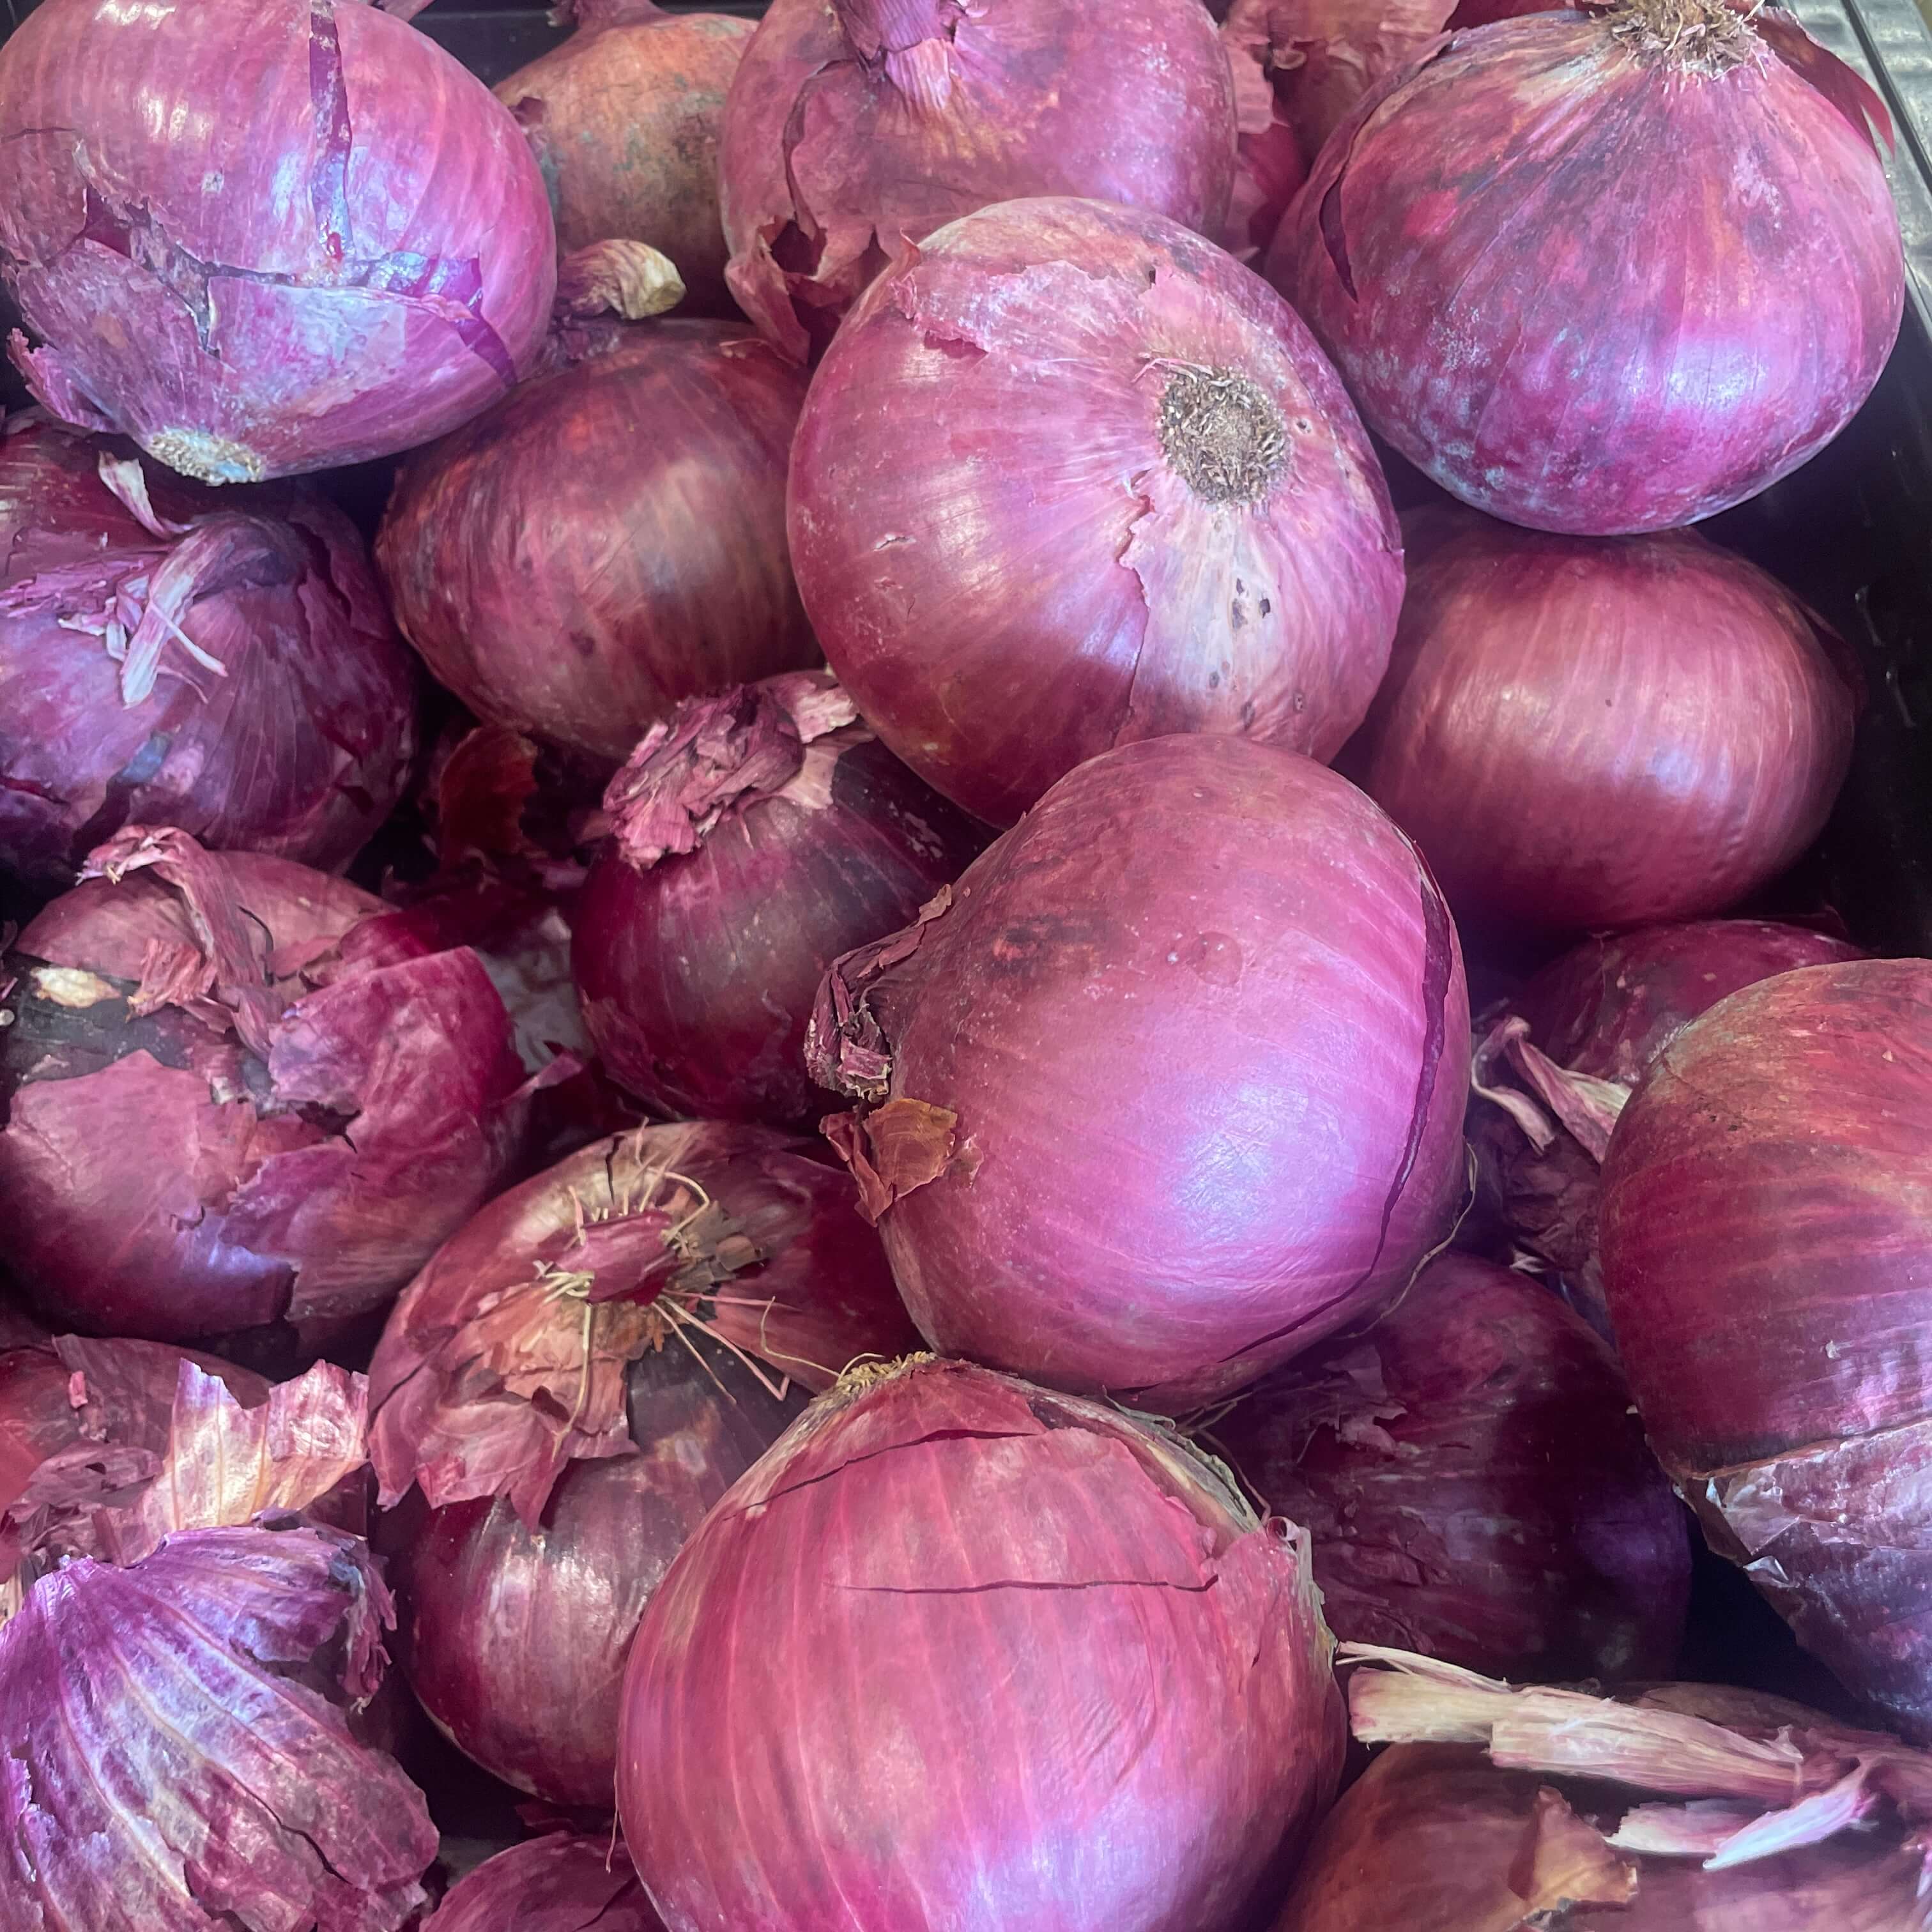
top-left (377, 319), bottom-right (815, 763)
top-left (1269, 0), bottom-right (1903, 533)
top-left (572, 672), bottom-right (985, 1125)
top-left (788, 195), bottom-right (1404, 827)
top-left (424, 1833), bottom-right (663, 1932)
top-left (618, 1355), bottom-right (1344, 1932)
top-left (0, 0), bottom-right (556, 482)
top-left (809, 735), bottom-right (1469, 1409)
top-left (1354, 507), bottom-right (1857, 935)
top-left (718, 0), bottom-right (1239, 358)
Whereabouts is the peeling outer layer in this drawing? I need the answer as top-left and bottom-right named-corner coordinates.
top-left (1215, 1253), bottom-right (1691, 1683)
top-left (788, 195), bottom-right (1403, 827)
top-left (0, 415), bottom-right (418, 888)
top-left (717, 0), bottom-right (1238, 360)
top-left (809, 735), bottom-right (1470, 1411)
top-left (617, 1356), bottom-right (1344, 1932)
top-left (0, 1521), bottom-right (438, 1932)
top-left (1266, 3), bottom-right (1903, 533)
top-left (423, 1831), bottom-right (664, 1931)
top-left (551, 238), bottom-right (685, 322)
top-left (0, 0), bottom-right (556, 481)
top-left (0, 828), bottom-right (539, 1359)
top-left (1599, 959), bottom-right (1932, 1740)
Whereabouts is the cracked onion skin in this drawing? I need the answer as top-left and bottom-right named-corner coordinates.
top-left (0, 0), bottom-right (556, 483)
top-left (1268, 2), bottom-right (1903, 533)
top-left (618, 1354), bottom-right (1344, 1932)
top-left (788, 195), bottom-right (1404, 828)
top-left (1599, 959), bottom-right (1932, 1742)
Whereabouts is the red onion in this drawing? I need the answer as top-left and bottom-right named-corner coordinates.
top-left (1217, 1252), bottom-right (1690, 1681)
top-left (1269, 2), bottom-right (1903, 533)
top-left (717, 0), bottom-right (1239, 360)
top-left (1599, 958), bottom-right (1932, 1742)
top-left (1356, 506), bottom-right (1857, 935)
top-left (809, 735), bottom-right (1469, 1409)
top-left (0, 827), bottom-right (536, 1356)
top-left (618, 1355), bottom-right (1344, 1931)
top-left (425, 1832), bottom-right (663, 1931)
top-left (0, 414), bottom-right (417, 887)
top-left (497, 1), bottom-right (753, 316)
top-left (0, 0), bottom-right (556, 483)
top-left (788, 196), bottom-right (1405, 827)
top-left (378, 319), bottom-right (815, 763)
top-left (573, 673), bottom-right (985, 1125)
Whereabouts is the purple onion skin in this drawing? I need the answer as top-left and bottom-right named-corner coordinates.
top-left (0, 418), bottom-right (417, 887)
top-left (424, 1833), bottom-right (664, 1932)
top-left (1269, 8), bottom-right (1903, 533)
top-left (619, 1357), bottom-right (1344, 1932)
top-left (377, 320), bottom-right (815, 764)
top-left (719, 0), bottom-right (1238, 360)
top-left (1600, 959), bottom-right (1932, 1741)
top-left (0, 0), bottom-right (555, 482)
top-left (788, 195), bottom-right (1404, 827)
top-left (1357, 507), bottom-right (1857, 935)
top-left (1219, 1253), bottom-right (1690, 1682)
top-left (811, 735), bottom-right (1470, 1411)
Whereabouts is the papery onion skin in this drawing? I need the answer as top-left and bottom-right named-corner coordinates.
top-left (0, 416), bottom-right (417, 887)
top-left (378, 319), bottom-right (815, 763)
top-left (1269, 4), bottom-right (1903, 533)
top-left (0, 0), bottom-right (556, 482)
top-left (809, 735), bottom-right (1469, 1410)
top-left (788, 195), bottom-right (1404, 827)
top-left (618, 1355), bottom-right (1344, 1932)
top-left (497, 1), bottom-right (753, 316)
top-left (1599, 959), bottom-right (1932, 1741)
top-left (1356, 507), bottom-right (1857, 935)
top-left (1218, 1253), bottom-right (1690, 1682)
top-left (718, 0), bottom-right (1238, 360)
top-left (424, 1832), bottom-right (664, 1932)
top-left (573, 673), bottom-right (985, 1125)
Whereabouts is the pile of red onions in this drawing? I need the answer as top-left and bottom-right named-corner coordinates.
top-left (717, 0), bottom-right (1238, 358)
top-left (809, 733), bottom-right (1470, 1409)
top-left (1600, 958), bottom-right (1932, 1742)
top-left (618, 1356), bottom-right (1344, 1930)
top-left (0, 414), bottom-right (417, 887)
top-left (378, 318), bottom-right (815, 763)
top-left (1354, 506), bottom-right (1858, 935)
top-left (1269, 0), bottom-right (1904, 532)
top-left (0, 0), bottom-right (556, 481)
top-left (0, 827), bottom-right (536, 1358)
top-left (1218, 1253), bottom-right (1690, 1682)
top-left (788, 195), bottom-right (1404, 826)
top-left (573, 672), bottom-right (984, 1124)
top-left (425, 1833), bottom-right (663, 1931)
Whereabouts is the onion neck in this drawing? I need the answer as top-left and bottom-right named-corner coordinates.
top-left (1602, 0), bottom-right (1759, 75)
top-left (832, 0), bottom-right (963, 109)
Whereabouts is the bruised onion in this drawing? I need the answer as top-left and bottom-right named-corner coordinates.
top-left (573, 673), bottom-right (984, 1124)
top-left (378, 319), bottom-right (815, 763)
top-left (1355, 507), bottom-right (1857, 935)
top-left (1599, 958), bottom-right (1932, 1741)
top-left (1270, 0), bottom-right (1903, 533)
top-left (618, 1355), bottom-right (1344, 1931)
top-left (0, 0), bottom-right (556, 482)
top-left (718, 0), bottom-right (1238, 358)
top-left (424, 1833), bottom-right (663, 1931)
top-left (788, 195), bottom-right (1404, 827)
top-left (809, 735), bottom-right (1469, 1409)
top-left (1218, 1253), bottom-right (1690, 1682)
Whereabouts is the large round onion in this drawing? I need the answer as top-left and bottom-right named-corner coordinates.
top-left (0, 0), bottom-right (556, 482)
top-left (1269, 1), bottom-right (1903, 533)
top-left (1355, 507), bottom-right (1857, 935)
top-left (618, 1355), bottom-right (1344, 1931)
top-left (378, 319), bottom-right (814, 763)
top-left (1218, 1253), bottom-right (1690, 1680)
top-left (1599, 958), bottom-right (1932, 1740)
top-left (425, 1833), bottom-right (663, 1931)
top-left (573, 673), bottom-right (985, 1125)
top-left (788, 196), bottom-right (1404, 827)
top-left (0, 415), bottom-right (417, 887)
top-left (809, 735), bottom-right (1469, 1409)
top-left (717, 0), bottom-right (1238, 359)
top-left (0, 827), bottom-right (534, 1356)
